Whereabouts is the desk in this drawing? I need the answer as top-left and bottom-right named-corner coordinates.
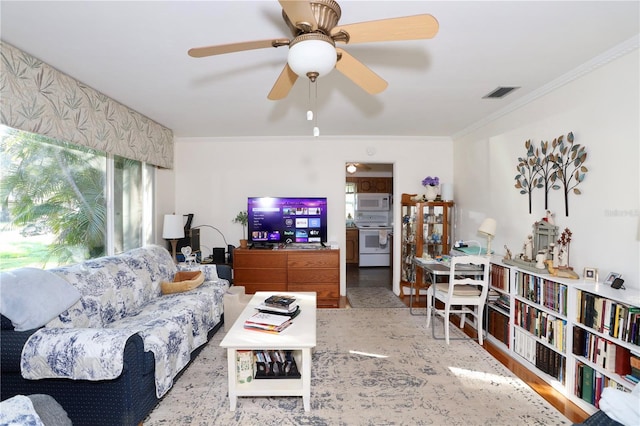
top-left (410, 258), bottom-right (484, 315)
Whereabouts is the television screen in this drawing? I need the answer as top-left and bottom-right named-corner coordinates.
top-left (248, 197), bottom-right (328, 246)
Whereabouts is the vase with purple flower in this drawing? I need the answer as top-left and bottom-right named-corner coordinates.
top-left (422, 176), bottom-right (440, 201)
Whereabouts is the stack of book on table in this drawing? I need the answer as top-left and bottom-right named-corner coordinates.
top-left (244, 295), bottom-right (300, 333)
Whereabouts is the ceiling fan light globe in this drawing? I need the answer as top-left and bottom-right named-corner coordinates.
top-left (288, 39), bottom-right (336, 79)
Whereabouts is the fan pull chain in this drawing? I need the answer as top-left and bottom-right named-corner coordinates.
top-left (307, 79), bottom-right (313, 121)
top-left (313, 79), bottom-right (319, 137)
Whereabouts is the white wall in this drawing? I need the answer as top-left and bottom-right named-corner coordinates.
top-left (454, 50), bottom-right (640, 289)
top-left (157, 136), bottom-right (454, 296)
top-left (158, 49), bottom-right (639, 293)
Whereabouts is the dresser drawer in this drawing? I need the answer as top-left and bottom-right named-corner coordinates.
top-left (288, 268), bottom-right (339, 284)
top-left (287, 251), bottom-right (339, 268)
top-left (288, 283), bottom-right (339, 300)
top-left (233, 251), bottom-right (287, 268)
top-left (234, 268), bottom-right (287, 284)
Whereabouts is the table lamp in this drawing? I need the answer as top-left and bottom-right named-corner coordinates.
top-left (163, 214), bottom-right (185, 263)
top-left (478, 218), bottom-right (497, 256)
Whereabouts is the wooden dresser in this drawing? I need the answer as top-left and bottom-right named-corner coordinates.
top-left (233, 248), bottom-right (340, 307)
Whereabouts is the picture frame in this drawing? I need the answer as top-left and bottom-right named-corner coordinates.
top-left (603, 272), bottom-right (621, 286)
top-left (583, 267), bottom-right (598, 282)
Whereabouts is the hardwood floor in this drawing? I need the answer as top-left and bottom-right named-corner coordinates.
top-left (346, 263), bottom-right (392, 289)
top-left (341, 265), bottom-right (589, 424)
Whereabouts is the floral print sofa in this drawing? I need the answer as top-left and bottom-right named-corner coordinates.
top-left (0, 245), bottom-right (230, 426)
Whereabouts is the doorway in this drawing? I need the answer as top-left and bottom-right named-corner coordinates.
top-left (345, 163), bottom-right (394, 291)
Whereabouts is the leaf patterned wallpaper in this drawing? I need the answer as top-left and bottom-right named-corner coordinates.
top-left (0, 41), bottom-right (173, 168)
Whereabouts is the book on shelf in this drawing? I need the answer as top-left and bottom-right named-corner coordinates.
top-left (253, 350), bottom-right (300, 379)
top-left (581, 364), bottom-right (594, 404)
top-left (577, 291), bottom-right (640, 345)
top-left (236, 350), bottom-right (253, 384)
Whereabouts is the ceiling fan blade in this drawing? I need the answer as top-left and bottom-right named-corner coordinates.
top-left (332, 14), bottom-right (439, 44)
top-left (188, 39), bottom-right (287, 58)
top-left (335, 48), bottom-right (388, 95)
top-left (268, 63), bottom-right (299, 100)
top-left (279, 0), bottom-right (317, 32)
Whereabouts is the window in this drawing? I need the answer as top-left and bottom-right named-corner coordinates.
top-left (0, 125), bottom-right (154, 271)
top-left (345, 182), bottom-right (356, 222)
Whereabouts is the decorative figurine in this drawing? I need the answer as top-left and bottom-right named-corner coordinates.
top-left (550, 243), bottom-right (559, 268)
top-left (545, 210), bottom-right (555, 225)
top-left (503, 245), bottom-right (512, 260)
top-left (523, 235), bottom-right (533, 261)
top-left (556, 228), bottom-right (573, 269)
top-left (558, 246), bottom-right (568, 267)
top-left (546, 260), bottom-right (579, 279)
top-left (535, 252), bottom-right (546, 269)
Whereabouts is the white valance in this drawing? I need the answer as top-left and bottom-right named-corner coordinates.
top-left (0, 42), bottom-right (173, 168)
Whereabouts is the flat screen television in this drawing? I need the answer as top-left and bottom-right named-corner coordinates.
top-left (247, 197), bottom-right (328, 247)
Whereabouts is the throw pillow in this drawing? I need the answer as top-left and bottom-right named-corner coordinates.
top-left (161, 271), bottom-right (205, 295)
top-left (0, 267), bottom-right (81, 331)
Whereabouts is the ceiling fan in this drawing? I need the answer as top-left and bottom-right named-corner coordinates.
top-left (188, 0), bottom-right (439, 100)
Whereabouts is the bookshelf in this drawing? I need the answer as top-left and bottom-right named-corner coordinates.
top-left (571, 283), bottom-right (640, 408)
top-left (484, 259), bottom-right (639, 415)
top-left (487, 263), bottom-right (510, 346)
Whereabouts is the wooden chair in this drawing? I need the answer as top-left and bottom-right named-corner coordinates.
top-left (425, 255), bottom-right (491, 344)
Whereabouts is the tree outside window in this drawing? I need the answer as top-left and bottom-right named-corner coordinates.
top-left (0, 125), bottom-right (151, 271)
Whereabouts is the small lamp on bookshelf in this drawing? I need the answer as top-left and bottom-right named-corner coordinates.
top-left (478, 218), bottom-right (497, 256)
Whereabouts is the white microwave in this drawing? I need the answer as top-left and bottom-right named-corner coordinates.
top-left (356, 193), bottom-right (391, 211)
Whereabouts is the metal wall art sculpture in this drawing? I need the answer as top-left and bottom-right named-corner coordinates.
top-left (514, 132), bottom-right (588, 216)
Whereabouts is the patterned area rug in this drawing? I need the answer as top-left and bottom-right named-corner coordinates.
top-left (145, 309), bottom-right (570, 425)
top-left (346, 286), bottom-right (407, 308)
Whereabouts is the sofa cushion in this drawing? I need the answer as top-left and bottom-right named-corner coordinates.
top-left (0, 268), bottom-right (81, 331)
top-left (120, 245), bottom-right (168, 304)
top-left (49, 266), bottom-right (120, 328)
top-left (28, 394), bottom-right (73, 426)
top-left (0, 395), bottom-right (45, 426)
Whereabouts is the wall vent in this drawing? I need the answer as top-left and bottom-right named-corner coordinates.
top-left (482, 86), bottom-right (520, 99)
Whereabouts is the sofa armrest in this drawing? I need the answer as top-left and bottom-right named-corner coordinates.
top-left (215, 264), bottom-right (232, 282)
top-left (21, 327), bottom-right (140, 382)
top-left (1, 328), bottom-right (40, 373)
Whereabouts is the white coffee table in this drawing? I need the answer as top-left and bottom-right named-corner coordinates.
top-left (219, 291), bottom-right (317, 411)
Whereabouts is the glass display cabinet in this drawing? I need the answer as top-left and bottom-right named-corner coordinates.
top-left (416, 201), bottom-right (455, 260)
top-left (399, 194), bottom-right (418, 297)
top-left (414, 201), bottom-right (455, 291)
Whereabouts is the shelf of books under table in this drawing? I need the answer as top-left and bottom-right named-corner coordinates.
top-left (219, 291), bottom-right (317, 411)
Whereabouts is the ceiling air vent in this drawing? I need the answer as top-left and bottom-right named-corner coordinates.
top-left (482, 86), bottom-right (520, 99)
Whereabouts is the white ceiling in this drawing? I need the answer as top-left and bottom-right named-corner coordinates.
top-left (1, 1), bottom-right (638, 139)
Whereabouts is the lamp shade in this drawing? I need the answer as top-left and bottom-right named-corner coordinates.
top-left (287, 36), bottom-right (336, 79)
top-left (162, 214), bottom-right (184, 239)
top-left (478, 218), bottom-right (497, 237)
